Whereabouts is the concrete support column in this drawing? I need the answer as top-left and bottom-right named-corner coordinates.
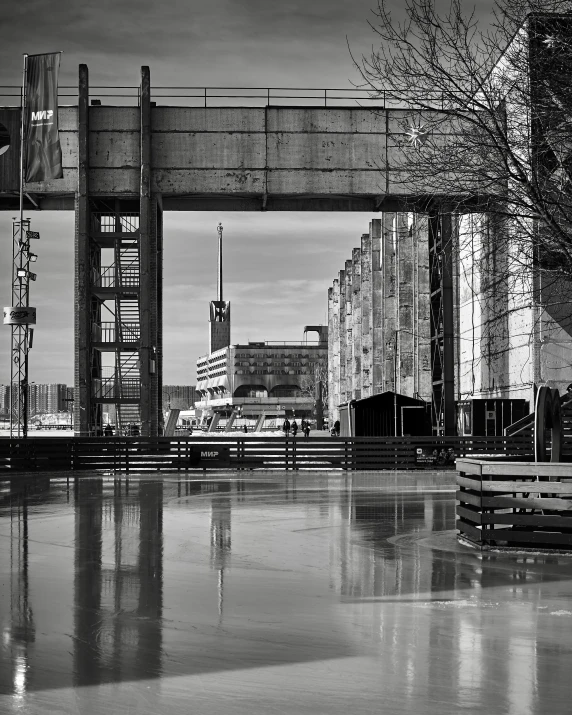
top-left (338, 269), bottom-right (346, 406)
top-left (441, 207), bottom-right (456, 435)
top-left (382, 213), bottom-right (396, 392)
top-left (371, 219), bottom-right (383, 395)
top-left (351, 248), bottom-right (362, 400)
top-left (414, 215), bottom-right (432, 400)
top-left (332, 278), bottom-right (340, 420)
top-left (224, 409), bottom-right (238, 432)
top-left (156, 199), bottom-right (164, 433)
top-left (397, 213), bottom-right (414, 396)
top-left (329, 279), bottom-right (341, 421)
top-left (328, 286), bottom-right (334, 421)
top-left (361, 231), bottom-right (373, 398)
top-left (344, 260), bottom-right (353, 402)
top-left (139, 66), bottom-right (160, 436)
top-left (74, 64), bottom-right (90, 436)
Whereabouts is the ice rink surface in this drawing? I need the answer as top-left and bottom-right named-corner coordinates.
top-left (1, 470), bottom-right (572, 714)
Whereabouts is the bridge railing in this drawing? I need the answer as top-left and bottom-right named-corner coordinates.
top-left (0, 86), bottom-right (464, 109)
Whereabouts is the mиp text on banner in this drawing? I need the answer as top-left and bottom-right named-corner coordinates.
top-left (25, 52), bottom-right (63, 183)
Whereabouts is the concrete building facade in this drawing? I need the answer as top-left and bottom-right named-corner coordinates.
top-left (329, 211), bottom-right (572, 431)
top-left (456, 213), bottom-right (572, 408)
top-left (196, 338), bottom-right (328, 427)
top-left (328, 215), bottom-right (432, 423)
top-left (162, 385), bottom-right (197, 410)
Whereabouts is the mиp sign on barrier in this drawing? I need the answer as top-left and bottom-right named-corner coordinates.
top-left (3, 307), bottom-right (36, 325)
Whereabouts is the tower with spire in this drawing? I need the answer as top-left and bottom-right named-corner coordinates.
top-left (209, 222), bottom-right (231, 353)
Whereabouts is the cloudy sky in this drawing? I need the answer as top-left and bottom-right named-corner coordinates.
top-left (0, 0), bottom-right (496, 385)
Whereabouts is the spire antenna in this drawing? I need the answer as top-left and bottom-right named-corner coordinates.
top-left (217, 222), bottom-right (223, 302)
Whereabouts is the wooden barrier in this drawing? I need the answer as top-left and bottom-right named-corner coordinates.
top-left (0, 434), bottom-right (536, 475)
top-left (457, 458), bottom-right (572, 550)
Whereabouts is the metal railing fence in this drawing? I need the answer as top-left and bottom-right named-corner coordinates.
top-left (0, 85), bottom-right (466, 109)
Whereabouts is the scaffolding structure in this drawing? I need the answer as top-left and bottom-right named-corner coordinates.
top-left (9, 218), bottom-right (35, 438)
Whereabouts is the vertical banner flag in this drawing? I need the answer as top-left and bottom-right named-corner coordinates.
top-left (25, 52), bottom-right (63, 182)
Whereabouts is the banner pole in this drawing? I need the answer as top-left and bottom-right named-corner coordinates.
top-left (19, 54), bottom-right (27, 222)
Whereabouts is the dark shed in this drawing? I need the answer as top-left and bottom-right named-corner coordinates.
top-left (338, 392), bottom-right (431, 437)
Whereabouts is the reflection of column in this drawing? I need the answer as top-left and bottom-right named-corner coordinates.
top-left (210, 494), bottom-right (232, 621)
top-left (73, 478), bottom-right (163, 686)
top-left (136, 481), bottom-right (163, 677)
top-left (4, 488), bottom-right (36, 699)
top-left (74, 479), bottom-right (103, 686)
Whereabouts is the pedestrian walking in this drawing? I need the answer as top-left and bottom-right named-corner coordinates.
top-left (282, 418), bottom-right (291, 437)
top-left (303, 423), bottom-right (310, 438)
top-left (291, 420), bottom-right (298, 437)
top-left (104, 423), bottom-right (113, 436)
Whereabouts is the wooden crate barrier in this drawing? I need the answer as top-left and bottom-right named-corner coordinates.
top-left (457, 458), bottom-right (572, 550)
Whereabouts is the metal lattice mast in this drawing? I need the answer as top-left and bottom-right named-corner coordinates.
top-left (10, 218), bottom-right (32, 437)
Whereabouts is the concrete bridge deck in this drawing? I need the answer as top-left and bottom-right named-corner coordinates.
top-left (0, 80), bottom-right (454, 212)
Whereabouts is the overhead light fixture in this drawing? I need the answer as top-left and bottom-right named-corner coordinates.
top-left (29, 253), bottom-right (37, 262)
top-left (26, 230), bottom-right (40, 240)
top-left (17, 269), bottom-right (27, 278)
top-left (29, 272), bottom-right (37, 281)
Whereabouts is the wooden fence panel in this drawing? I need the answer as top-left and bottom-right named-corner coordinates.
top-left (0, 433), bottom-right (539, 475)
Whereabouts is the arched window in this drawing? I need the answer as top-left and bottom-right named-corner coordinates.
top-left (234, 384), bottom-right (268, 398)
top-left (269, 385), bottom-right (302, 398)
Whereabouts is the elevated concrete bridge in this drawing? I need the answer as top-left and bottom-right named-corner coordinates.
top-left (0, 79), bottom-right (454, 213)
top-left (0, 67), bottom-right (460, 437)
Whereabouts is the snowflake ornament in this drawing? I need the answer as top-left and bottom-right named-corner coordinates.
top-left (405, 123), bottom-right (429, 148)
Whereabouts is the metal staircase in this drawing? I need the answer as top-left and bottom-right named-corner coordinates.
top-left (89, 203), bottom-right (143, 434)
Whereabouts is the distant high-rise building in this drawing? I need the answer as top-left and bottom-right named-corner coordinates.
top-left (66, 386), bottom-right (74, 413)
top-left (0, 384), bottom-right (9, 418)
top-left (1, 383), bottom-right (71, 417)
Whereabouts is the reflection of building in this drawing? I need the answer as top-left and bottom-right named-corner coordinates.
top-left (210, 489), bottom-right (232, 620)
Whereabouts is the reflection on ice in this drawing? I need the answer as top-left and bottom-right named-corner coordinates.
top-left (1, 472), bottom-right (571, 714)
